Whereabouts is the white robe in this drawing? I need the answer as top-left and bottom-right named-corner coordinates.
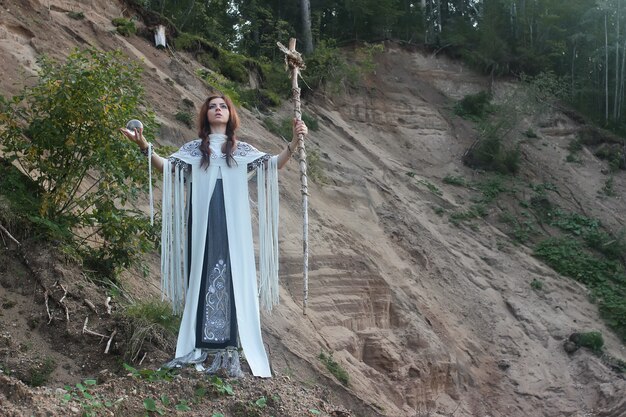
top-left (160, 134), bottom-right (279, 377)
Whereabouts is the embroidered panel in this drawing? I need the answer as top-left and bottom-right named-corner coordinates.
top-left (168, 156), bottom-right (191, 172)
top-left (201, 259), bottom-right (231, 343)
top-left (179, 140), bottom-right (202, 157)
top-left (247, 154), bottom-right (271, 173)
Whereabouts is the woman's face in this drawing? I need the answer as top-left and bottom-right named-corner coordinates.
top-left (206, 98), bottom-right (229, 128)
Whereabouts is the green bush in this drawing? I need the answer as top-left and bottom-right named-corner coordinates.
top-left (218, 52), bottom-right (249, 84)
top-left (454, 91), bottom-right (493, 121)
top-left (238, 88), bottom-right (281, 110)
top-left (263, 117), bottom-right (292, 140)
top-left (0, 48), bottom-right (157, 278)
top-left (175, 110), bottom-right (194, 128)
top-left (301, 113), bottom-right (319, 131)
top-left (464, 134), bottom-right (520, 175)
top-left (112, 18), bottom-right (136, 37)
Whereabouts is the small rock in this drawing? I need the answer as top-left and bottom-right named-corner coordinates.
top-left (497, 360), bottom-right (510, 371)
top-left (563, 341), bottom-right (579, 354)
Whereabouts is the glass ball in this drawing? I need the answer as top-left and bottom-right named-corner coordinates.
top-left (126, 119), bottom-right (143, 131)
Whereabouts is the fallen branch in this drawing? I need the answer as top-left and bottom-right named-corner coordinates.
top-left (83, 317), bottom-right (117, 354)
top-left (57, 282), bottom-right (70, 322)
top-left (82, 316), bottom-right (108, 339)
top-left (0, 224), bottom-right (20, 246)
top-left (104, 330), bottom-right (117, 354)
top-left (84, 298), bottom-right (98, 315)
top-left (105, 297), bottom-right (112, 315)
top-left (44, 289), bottom-right (53, 324)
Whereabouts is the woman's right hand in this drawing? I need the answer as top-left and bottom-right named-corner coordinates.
top-left (119, 126), bottom-right (149, 150)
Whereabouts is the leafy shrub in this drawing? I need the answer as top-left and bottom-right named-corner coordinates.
top-left (263, 117), bottom-right (292, 140)
top-left (306, 148), bottom-right (327, 185)
top-left (530, 279), bottom-right (543, 290)
top-left (112, 18), bottom-right (136, 37)
top-left (301, 113), bottom-right (319, 131)
top-left (464, 133), bottom-right (520, 175)
top-left (218, 52), bottom-right (249, 84)
top-left (238, 88), bottom-right (281, 110)
top-left (304, 40), bottom-right (352, 93)
top-left (175, 110), bottom-right (194, 128)
top-left (0, 48), bottom-right (157, 277)
top-left (454, 91), bottom-right (493, 121)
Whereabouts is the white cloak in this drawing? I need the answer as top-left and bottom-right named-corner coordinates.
top-left (160, 134), bottom-right (279, 377)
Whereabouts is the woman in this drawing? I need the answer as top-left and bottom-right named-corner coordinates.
top-left (121, 94), bottom-right (308, 378)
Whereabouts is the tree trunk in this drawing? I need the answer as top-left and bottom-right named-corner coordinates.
top-left (300, 0), bottom-right (314, 54)
top-left (571, 45), bottom-right (576, 97)
top-left (618, 35), bottom-right (626, 117)
top-left (614, 1), bottom-right (620, 120)
top-left (606, 12), bottom-right (609, 124)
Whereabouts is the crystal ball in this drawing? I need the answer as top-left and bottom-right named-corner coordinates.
top-left (126, 119), bottom-right (143, 131)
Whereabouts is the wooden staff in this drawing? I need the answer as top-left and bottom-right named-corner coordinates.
top-left (277, 38), bottom-right (309, 315)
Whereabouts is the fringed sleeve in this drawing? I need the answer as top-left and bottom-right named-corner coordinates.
top-left (161, 159), bottom-right (190, 314)
top-left (257, 155), bottom-right (280, 311)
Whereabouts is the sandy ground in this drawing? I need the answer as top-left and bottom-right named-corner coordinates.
top-left (1, 1), bottom-right (625, 416)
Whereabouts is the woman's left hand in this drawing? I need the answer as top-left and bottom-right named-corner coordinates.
top-left (292, 119), bottom-right (308, 141)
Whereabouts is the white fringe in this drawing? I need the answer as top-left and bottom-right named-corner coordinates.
top-left (161, 160), bottom-right (188, 314)
top-left (257, 156), bottom-right (280, 311)
top-left (147, 143), bottom-right (154, 226)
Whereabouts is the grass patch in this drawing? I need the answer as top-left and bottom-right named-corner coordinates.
top-left (534, 238), bottom-right (626, 339)
top-left (443, 175), bottom-right (466, 186)
top-left (121, 300), bottom-right (180, 362)
top-left (530, 278), bottom-right (543, 290)
top-left (319, 351), bottom-right (349, 386)
top-left (570, 331), bottom-right (604, 353)
top-left (522, 128), bottom-right (538, 138)
top-left (27, 357), bottom-right (56, 387)
top-left (67, 11), bottom-right (85, 20)
top-left (449, 203), bottom-right (488, 226)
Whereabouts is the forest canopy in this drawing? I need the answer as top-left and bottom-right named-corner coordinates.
top-left (136, 0), bottom-right (626, 130)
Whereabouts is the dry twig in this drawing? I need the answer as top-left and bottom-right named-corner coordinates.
top-left (0, 224), bottom-right (20, 246)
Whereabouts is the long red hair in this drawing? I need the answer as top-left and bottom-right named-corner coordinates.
top-left (198, 94), bottom-right (240, 168)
